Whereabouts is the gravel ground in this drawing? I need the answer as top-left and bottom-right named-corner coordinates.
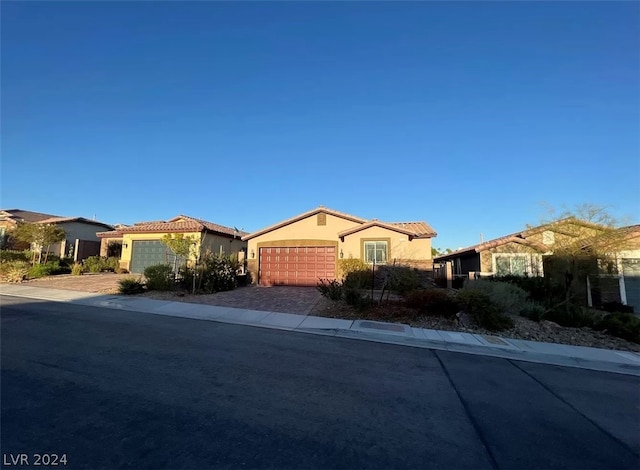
top-left (310, 297), bottom-right (640, 353)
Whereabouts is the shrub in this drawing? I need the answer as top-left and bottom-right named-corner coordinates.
top-left (601, 301), bottom-right (634, 314)
top-left (118, 277), bottom-right (145, 295)
top-left (542, 305), bottom-right (596, 328)
top-left (405, 289), bottom-right (459, 318)
top-left (106, 257), bottom-right (119, 272)
top-left (338, 258), bottom-right (368, 279)
top-left (463, 279), bottom-right (532, 316)
top-left (344, 269), bottom-right (373, 290)
top-left (0, 250), bottom-right (32, 263)
top-left (457, 290), bottom-right (514, 331)
top-left (83, 256), bottom-right (104, 273)
top-left (27, 261), bottom-right (66, 278)
top-left (143, 264), bottom-right (174, 291)
top-left (594, 312), bottom-right (640, 344)
top-left (384, 266), bottom-right (421, 295)
top-left (195, 252), bottom-right (239, 293)
top-left (71, 263), bottom-right (84, 276)
top-left (0, 261), bottom-right (30, 282)
top-left (492, 275), bottom-right (564, 306)
top-left (520, 302), bottom-right (546, 322)
top-left (344, 287), bottom-right (370, 311)
top-left (317, 279), bottom-right (343, 301)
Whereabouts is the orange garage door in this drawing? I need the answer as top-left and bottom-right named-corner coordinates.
top-left (259, 246), bottom-right (336, 286)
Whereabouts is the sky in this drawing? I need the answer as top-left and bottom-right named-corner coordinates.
top-left (2, 1), bottom-right (639, 250)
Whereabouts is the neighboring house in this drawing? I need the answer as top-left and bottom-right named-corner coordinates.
top-left (434, 219), bottom-right (640, 313)
top-left (97, 215), bottom-right (247, 274)
top-left (0, 209), bottom-right (113, 261)
top-left (242, 206), bottom-right (437, 286)
top-left (433, 217), bottom-right (607, 278)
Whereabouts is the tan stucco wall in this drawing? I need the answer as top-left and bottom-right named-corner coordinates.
top-left (119, 231), bottom-right (246, 271)
top-left (100, 237), bottom-right (123, 257)
top-left (201, 232), bottom-right (247, 257)
top-left (246, 213), bottom-right (360, 257)
top-left (341, 226), bottom-right (431, 262)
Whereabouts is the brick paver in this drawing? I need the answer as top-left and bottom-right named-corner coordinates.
top-left (16, 274), bottom-right (323, 315)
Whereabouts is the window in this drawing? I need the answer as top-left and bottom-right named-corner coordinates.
top-left (495, 255), bottom-right (528, 276)
top-left (364, 241), bottom-right (388, 264)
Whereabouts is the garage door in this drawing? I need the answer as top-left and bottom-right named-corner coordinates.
top-left (130, 240), bottom-right (181, 274)
top-left (622, 259), bottom-right (640, 315)
top-left (259, 246), bottom-right (336, 286)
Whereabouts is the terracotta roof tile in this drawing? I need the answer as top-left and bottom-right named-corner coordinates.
top-left (112, 215), bottom-right (246, 238)
top-left (388, 222), bottom-right (437, 237)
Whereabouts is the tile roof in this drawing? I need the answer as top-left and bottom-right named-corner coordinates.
top-left (388, 221), bottom-right (437, 237)
top-left (36, 216), bottom-right (114, 230)
top-left (433, 217), bottom-right (613, 261)
top-left (105, 215), bottom-right (246, 238)
top-left (0, 209), bottom-right (61, 223)
top-left (338, 220), bottom-right (437, 239)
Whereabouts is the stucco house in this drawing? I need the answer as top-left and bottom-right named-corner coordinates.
top-left (0, 209), bottom-right (113, 261)
top-left (242, 206), bottom-right (437, 286)
top-left (433, 218), bottom-right (609, 278)
top-left (434, 219), bottom-right (640, 313)
top-left (97, 215), bottom-right (247, 274)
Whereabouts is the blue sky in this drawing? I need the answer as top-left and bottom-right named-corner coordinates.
top-left (2, 1), bottom-right (638, 250)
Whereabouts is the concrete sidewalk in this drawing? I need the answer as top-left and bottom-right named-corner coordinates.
top-left (2, 283), bottom-right (640, 376)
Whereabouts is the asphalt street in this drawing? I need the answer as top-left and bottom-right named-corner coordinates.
top-left (1, 295), bottom-right (639, 469)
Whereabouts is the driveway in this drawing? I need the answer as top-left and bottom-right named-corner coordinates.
top-left (16, 273), bottom-right (323, 315)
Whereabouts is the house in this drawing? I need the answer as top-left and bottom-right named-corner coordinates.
top-left (0, 209), bottom-right (114, 261)
top-left (433, 217), bottom-right (607, 278)
top-left (242, 206), bottom-right (437, 286)
top-left (434, 219), bottom-right (640, 313)
top-left (97, 215), bottom-right (247, 274)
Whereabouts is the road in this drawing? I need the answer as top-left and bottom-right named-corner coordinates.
top-left (1, 295), bottom-right (639, 470)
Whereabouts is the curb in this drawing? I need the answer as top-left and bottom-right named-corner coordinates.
top-left (2, 285), bottom-right (640, 377)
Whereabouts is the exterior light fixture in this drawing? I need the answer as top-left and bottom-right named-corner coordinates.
top-left (339, 249), bottom-right (344, 259)
top-left (251, 249), bottom-right (255, 259)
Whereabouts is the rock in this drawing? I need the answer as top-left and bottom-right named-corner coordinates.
top-left (456, 311), bottom-right (473, 328)
top-left (541, 320), bottom-right (561, 330)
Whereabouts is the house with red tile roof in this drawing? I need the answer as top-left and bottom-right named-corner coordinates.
top-left (97, 215), bottom-right (247, 274)
top-left (242, 206), bottom-right (437, 286)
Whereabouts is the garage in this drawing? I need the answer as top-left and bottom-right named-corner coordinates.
top-left (622, 258), bottom-right (640, 314)
top-left (130, 240), bottom-right (181, 274)
top-left (259, 246), bottom-right (336, 286)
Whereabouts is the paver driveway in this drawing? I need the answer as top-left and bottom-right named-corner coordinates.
top-left (12, 274), bottom-right (323, 315)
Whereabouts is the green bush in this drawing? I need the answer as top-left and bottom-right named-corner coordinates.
top-left (384, 266), bottom-right (421, 294)
top-left (0, 261), bottom-right (30, 282)
top-left (83, 256), bottom-right (104, 273)
top-left (492, 275), bottom-right (564, 306)
top-left (457, 290), bottom-right (514, 331)
top-left (143, 264), bottom-right (174, 291)
top-left (520, 302), bottom-right (546, 322)
top-left (0, 250), bottom-right (33, 263)
top-left (463, 279), bottom-right (532, 316)
top-left (405, 289), bottom-right (459, 318)
top-left (27, 261), bottom-right (68, 278)
top-left (317, 279), bottom-right (343, 301)
top-left (594, 312), bottom-right (640, 344)
top-left (71, 263), bottom-right (84, 276)
top-left (344, 269), bottom-right (373, 290)
top-left (344, 287), bottom-right (370, 311)
top-left (194, 252), bottom-right (239, 293)
top-left (543, 305), bottom-right (596, 329)
top-left (118, 277), bottom-right (145, 295)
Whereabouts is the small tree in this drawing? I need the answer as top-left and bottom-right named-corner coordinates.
top-left (12, 222), bottom-right (66, 264)
top-left (534, 204), bottom-right (630, 311)
top-left (161, 233), bottom-right (199, 291)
